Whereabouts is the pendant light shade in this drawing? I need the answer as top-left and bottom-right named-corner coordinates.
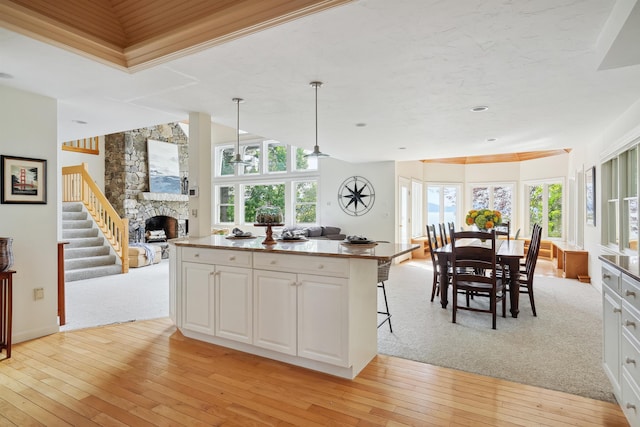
top-left (230, 97), bottom-right (250, 165)
top-left (304, 81), bottom-right (329, 158)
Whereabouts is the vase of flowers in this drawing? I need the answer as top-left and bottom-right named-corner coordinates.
top-left (465, 209), bottom-right (502, 231)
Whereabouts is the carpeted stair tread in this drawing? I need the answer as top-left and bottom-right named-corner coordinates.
top-left (62, 211), bottom-right (87, 221)
top-left (65, 255), bottom-right (117, 270)
top-left (65, 237), bottom-right (105, 249)
top-left (63, 220), bottom-right (94, 229)
top-left (65, 245), bottom-right (110, 258)
top-left (63, 202), bottom-right (83, 212)
top-left (65, 264), bottom-right (122, 282)
top-left (63, 228), bottom-right (99, 239)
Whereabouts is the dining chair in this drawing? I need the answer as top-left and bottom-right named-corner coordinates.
top-left (427, 224), bottom-right (443, 302)
top-left (450, 229), bottom-right (506, 329)
top-left (439, 223), bottom-right (449, 245)
top-left (515, 224), bottom-right (542, 316)
top-left (495, 221), bottom-right (510, 241)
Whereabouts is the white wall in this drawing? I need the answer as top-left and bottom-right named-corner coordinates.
top-left (60, 136), bottom-right (105, 191)
top-left (320, 158), bottom-right (395, 242)
top-left (0, 85), bottom-right (59, 343)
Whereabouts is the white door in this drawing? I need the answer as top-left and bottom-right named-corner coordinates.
top-left (215, 265), bottom-right (253, 344)
top-left (182, 262), bottom-right (215, 335)
top-left (398, 177), bottom-right (411, 262)
top-left (253, 270), bottom-right (297, 355)
top-left (297, 274), bottom-right (349, 367)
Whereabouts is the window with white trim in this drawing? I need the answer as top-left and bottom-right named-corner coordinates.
top-left (469, 183), bottom-right (514, 224)
top-left (214, 140), bottom-right (319, 226)
top-left (427, 184), bottom-right (461, 229)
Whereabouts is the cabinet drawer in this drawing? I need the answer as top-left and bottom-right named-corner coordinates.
top-left (622, 370), bottom-right (640, 427)
top-left (254, 253), bottom-right (349, 278)
top-left (602, 264), bottom-right (621, 293)
top-left (623, 329), bottom-right (640, 387)
top-left (181, 247), bottom-right (252, 268)
top-left (623, 275), bottom-right (640, 313)
top-left (623, 303), bottom-right (640, 349)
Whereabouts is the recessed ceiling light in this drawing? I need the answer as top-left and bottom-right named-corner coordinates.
top-left (356, 123), bottom-right (367, 127)
top-left (470, 106), bottom-right (489, 112)
top-left (487, 138), bottom-right (497, 142)
top-left (0, 72), bottom-right (14, 79)
top-left (72, 120), bottom-right (88, 124)
top-left (398, 147), bottom-right (407, 150)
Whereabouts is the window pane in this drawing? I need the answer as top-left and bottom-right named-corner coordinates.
top-left (268, 142), bottom-right (287, 173)
top-left (242, 144), bottom-right (261, 174)
top-left (627, 198), bottom-right (638, 251)
top-left (529, 184), bottom-right (543, 234)
top-left (295, 181), bottom-right (317, 223)
top-left (609, 200), bottom-right (619, 245)
top-left (493, 186), bottom-right (512, 222)
top-left (472, 187), bottom-right (489, 210)
top-left (548, 183), bottom-right (562, 238)
top-left (220, 147), bottom-right (235, 176)
top-left (443, 186), bottom-right (457, 225)
top-left (427, 186), bottom-right (440, 226)
top-left (218, 186), bottom-right (235, 223)
top-left (294, 147), bottom-right (318, 171)
top-left (243, 184), bottom-right (285, 223)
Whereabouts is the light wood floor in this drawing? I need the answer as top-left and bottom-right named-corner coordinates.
top-left (0, 318), bottom-right (628, 426)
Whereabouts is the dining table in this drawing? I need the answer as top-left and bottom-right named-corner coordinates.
top-left (433, 238), bottom-right (526, 318)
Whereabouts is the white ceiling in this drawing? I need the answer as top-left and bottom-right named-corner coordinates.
top-left (1, 0), bottom-right (640, 163)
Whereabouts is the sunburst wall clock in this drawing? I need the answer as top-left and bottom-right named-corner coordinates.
top-left (337, 176), bottom-right (375, 216)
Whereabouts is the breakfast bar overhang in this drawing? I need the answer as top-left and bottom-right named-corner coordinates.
top-left (169, 236), bottom-right (417, 379)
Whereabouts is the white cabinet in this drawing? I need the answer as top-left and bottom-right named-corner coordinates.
top-left (253, 266), bottom-right (349, 366)
top-left (180, 247), bottom-right (253, 344)
top-left (603, 282), bottom-right (621, 397)
top-left (215, 265), bottom-right (253, 344)
top-left (253, 270), bottom-right (297, 355)
top-left (182, 262), bottom-right (216, 335)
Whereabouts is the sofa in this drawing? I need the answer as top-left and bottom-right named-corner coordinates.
top-left (280, 225), bottom-right (345, 240)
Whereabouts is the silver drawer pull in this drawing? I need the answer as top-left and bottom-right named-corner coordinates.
top-left (626, 403), bottom-right (636, 411)
top-left (229, 256), bottom-right (236, 261)
top-left (270, 260), bottom-right (277, 265)
top-left (614, 307), bottom-right (622, 313)
top-left (290, 281), bottom-right (297, 286)
top-left (625, 320), bottom-right (636, 328)
top-left (603, 273), bottom-right (611, 280)
top-left (318, 264), bottom-right (324, 269)
top-left (626, 290), bottom-right (636, 297)
top-left (194, 253), bottom-right (200, 257)
top-left (626, 357), bottom-right (636, 365)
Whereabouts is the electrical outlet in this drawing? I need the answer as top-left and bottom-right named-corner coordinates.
top-left (34, 287), bottom-right (44, 300)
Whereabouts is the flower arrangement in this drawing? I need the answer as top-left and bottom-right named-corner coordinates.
top-left (466, 209), bottom-right (502, 230)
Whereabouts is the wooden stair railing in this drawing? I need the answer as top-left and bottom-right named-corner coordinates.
top-left (62, 163), bottom-right (129, 273)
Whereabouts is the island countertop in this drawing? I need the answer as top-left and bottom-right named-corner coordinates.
top-left (172, 235), bottom-right (418, 261)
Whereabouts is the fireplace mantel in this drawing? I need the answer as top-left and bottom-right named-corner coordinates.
top-left (139, 192), bottom-right (188, 202)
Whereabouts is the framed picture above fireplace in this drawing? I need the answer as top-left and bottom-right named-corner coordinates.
top-left (147, 139), bottom-right (181, 194)
top-left (1, 155), bottom-right (47, 204)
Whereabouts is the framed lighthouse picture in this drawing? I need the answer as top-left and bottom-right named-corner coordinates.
top-left (1, 155), bottom-right (47, 204)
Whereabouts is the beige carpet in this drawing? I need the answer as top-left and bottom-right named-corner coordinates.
top-left (377, 259), bottom-right (615, 403)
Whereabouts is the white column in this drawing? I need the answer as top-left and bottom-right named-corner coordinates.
top-left (188, 112), bottom-right (212, 237)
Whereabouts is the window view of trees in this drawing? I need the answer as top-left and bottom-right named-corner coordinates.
top-left (243, 184), bottom-right (285, 223)
top-left (471, 184), bottom-right (513, 223)
top-left (527, 182), bottom-right (562, 238)
top-left (215, 141), bottom-right (318, 226)
top-left (295, 181), bottom-right (317, 223)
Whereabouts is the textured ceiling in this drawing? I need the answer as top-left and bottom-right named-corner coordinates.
top-left (1, 0), bottom-right (640, 163)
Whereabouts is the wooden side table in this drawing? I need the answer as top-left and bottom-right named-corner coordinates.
top-left (0, 270), bottom-right (15, 359)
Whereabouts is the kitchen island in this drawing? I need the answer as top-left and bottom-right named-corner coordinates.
top-left (169, 235), bottom-right (417, 379)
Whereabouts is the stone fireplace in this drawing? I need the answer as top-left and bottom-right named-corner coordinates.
top-left (104, 123), bottom-right (189, 243)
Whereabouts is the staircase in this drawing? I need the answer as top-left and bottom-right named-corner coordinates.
top-left (63, 202), bottom-right (122, 282)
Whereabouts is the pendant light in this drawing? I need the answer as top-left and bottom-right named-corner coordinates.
top-left (304, 81), bottom-right (329, 158)
top-left (230, 97), bottom-right (250, 165)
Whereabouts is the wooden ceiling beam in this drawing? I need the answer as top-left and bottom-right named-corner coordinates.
top-left (421, 149), bottom-right (572, 165)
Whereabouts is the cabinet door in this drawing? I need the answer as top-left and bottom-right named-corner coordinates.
top-left (603, 285), bottom-right (622, 398)
top-left (215, 265), bottom-right (253, 343)
top-left (182, 262), bottom-right (216, 335)
top-left (297, 274), bottom-right (349, 367)
top-left (253, 270), bottom-right (297, 355)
